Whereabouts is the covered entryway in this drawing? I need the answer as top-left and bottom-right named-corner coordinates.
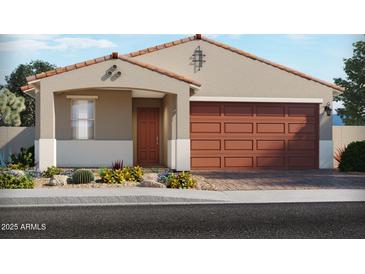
top-left (190, 102), bottom-right (319, 170)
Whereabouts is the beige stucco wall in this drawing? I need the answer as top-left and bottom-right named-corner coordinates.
top-left (54, 90), bottom-right (132, 140)
top-left (132, 98), bottom-right (163, 165)
top-left (35, 90), bottom-right (40, 140)
top-left (36, 58), bottom-right (190, 140)
top-left (333, 126), bottom-right (365, 167)
top-left (0, 127), bottom-right (35, 160)
top-left (133, 39), bottom-right (335, 140)
top-left (162, 94), bottom-right (177, 166)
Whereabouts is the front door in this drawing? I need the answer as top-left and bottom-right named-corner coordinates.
top-left (137, 108), bottom-right (160, 165)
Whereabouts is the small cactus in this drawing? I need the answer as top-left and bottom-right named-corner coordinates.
top-left (72, 169), bottom-right (94, 184)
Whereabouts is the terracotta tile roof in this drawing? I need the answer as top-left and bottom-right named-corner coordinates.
top-left (22, 52), bottom-right (200, 92)
top-left (20, 85), bottom-right (34, 92)
top-left (127, 35), bottom-right (197, 58)
top-left (24, 54), bottom-right (112, 84)
top-left (126, 34), bottom-right (344, 92)
top-left (22, 34), bottom-right (343, 93)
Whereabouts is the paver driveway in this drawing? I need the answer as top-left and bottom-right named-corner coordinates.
top-left (193, 170), bottom-right (365, 191)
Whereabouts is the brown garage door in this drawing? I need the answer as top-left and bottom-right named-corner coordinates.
top-left (190, 102), bottom-right (319, 170)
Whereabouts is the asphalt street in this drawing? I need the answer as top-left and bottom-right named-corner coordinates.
top-left (1, 202), bottom-right (365, 238)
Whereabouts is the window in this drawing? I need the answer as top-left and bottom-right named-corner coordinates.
top-left (71, 99), bottom-right (95, 140)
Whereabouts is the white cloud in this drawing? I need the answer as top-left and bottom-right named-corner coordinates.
top-left (0, 36), bottom-right (117, 51)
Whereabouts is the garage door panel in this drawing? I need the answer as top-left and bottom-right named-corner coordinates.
top-left (256, 106), bottom-right (285, 117)
top-left (288, 156), bottom-right (315, 168)
top-left (190, 102), bottom-right (318, 170)
top-left (257, 156), bottom-right (285, 168)
top-left (288, 123), bottom-right (315, 133)
top-left (257, 123), bottom-right (285, 133)
top-left (191, 140), bottom-right (221, 150)
top-left (288, 106), bottom-right (315, 117)
top-left (288, 140), bottom-right (316, 150)
top-left (224, 123), bottom-right (253, 133)
top-left (257, 140), bottom-right (285, 150)
top-left (190, 104), bottom-right (221, 116)
top-left (224, 104), bottom-right (253, 116)
top-left (191, 157), bottom-right (221, 168)
top-left (191, 122), bottom-right (221, 133)
top-left (224, 157), bottom-right (253, 168)
top-left (224, 140), bottom-right (253, 150)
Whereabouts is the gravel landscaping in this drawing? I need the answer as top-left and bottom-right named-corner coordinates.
top-left (32, 168), bottom-right (215, 190)
top-left (7, 167), bottom-right (365, 191)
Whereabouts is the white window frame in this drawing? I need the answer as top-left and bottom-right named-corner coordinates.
top-left (69, 97), bottom-right (96, 140)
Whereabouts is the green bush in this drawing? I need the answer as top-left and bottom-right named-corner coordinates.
top-left (72, 169), bottom-right (95, 184)
top-left (8, 146), bottom-right (35, 169)
top-left (338, 141), bottom-right (365, 172)
top-left (7, 163), bottom-right (27, 170)
top-left (98, 167), bottom-right (108, 177)
top-left (162, 171), bottom-right (196, 189)
top-left (124, 166), bottom-right (144, 182)
top-left (100, 169), bottom-right (125, 184)
top-left (100, 166), bottom-right (144, 184)
top-left (42, 166), bottom-right (62, 178)
top-left (0, 173), bottom-right (34, 189)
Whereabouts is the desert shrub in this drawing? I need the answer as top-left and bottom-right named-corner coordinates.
top-left (100, 168), bottom-right (125, 184)
top-left (112, 160), bottom-right (124, 170)
top-left (72, 169), bottom-right (95, 184)
top-left (334, 146), bottom-right (347, 164)
top-left (7, 163), bottom-right (27, 170)
top-left (0, 173), bottom-right (34, 189)
top-left (338, 141), bottom-right (365, 172)
top-left (124, 166), bottom-right (144, 182)
top-left (157, 171), bottom-right (171, 184)
top-left (100, 166), bottom-right (144, 184)
top-left (98, 167), bottom-right (108, 177)
top-left (8, 146), bottom-right (34, 169)
top-left (161, 171), bottom-right (196, 189)
top-left (42, 166), bottom-right (62, 178)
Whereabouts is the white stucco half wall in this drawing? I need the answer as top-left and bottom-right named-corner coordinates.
top-left (167, 139), bottom-right (176, 170)
top-left (319, 140), bottom-right (333, 169)
top-left (175, 139), bottom-right (190, 171)
top-left (56, 140), bottom-right (133, 168)
top-left (36, 139), bottom-right (57, 171)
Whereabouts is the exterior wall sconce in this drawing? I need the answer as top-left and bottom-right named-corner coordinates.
top-left (191, 46), bottom-right (206, 72)
top-left (324, 102), bottom-right (332, 116)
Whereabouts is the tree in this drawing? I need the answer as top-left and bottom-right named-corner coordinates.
top-left (334, 38), bottom-right (365, 125)
top-left (0, 88), bottom-right (26, 126)
top-left (5, 60), bottom-right (56, 126)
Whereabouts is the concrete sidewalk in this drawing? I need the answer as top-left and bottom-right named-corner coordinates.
top-left (1, 188), bottom-right (365, 207)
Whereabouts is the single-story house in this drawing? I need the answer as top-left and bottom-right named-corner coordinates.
top-left (21, 34), bottom-right (343, 171)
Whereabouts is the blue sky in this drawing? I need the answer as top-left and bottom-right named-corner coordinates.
top-left (0, 34), bottom-right (362, 87)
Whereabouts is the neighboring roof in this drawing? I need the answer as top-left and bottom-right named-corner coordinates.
top-left (21, 52), bottom-right (201, 92)
top-left (127, 34), bottom-right (344, 92)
